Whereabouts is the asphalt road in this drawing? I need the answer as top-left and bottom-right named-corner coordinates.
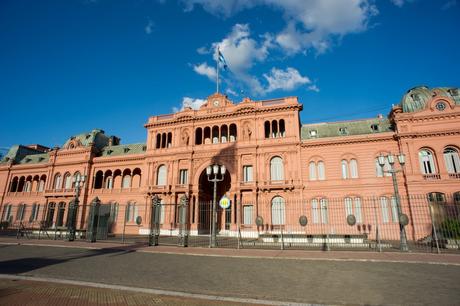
top-left (0, 245), bottom-right (459, 305)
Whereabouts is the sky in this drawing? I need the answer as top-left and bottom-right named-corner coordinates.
top-left (0, 0), bottom-right (459, 150)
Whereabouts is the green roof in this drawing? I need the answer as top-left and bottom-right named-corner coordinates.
top-left (301, 118), bottom-right (393, 140)
top-left (0, 145), bottom-right (49, 165)
top-left (63, 129), bottom-right (111, 150)
top-left (99, 143), bottom-right (146, 157)
top-left (401, 86), bottom-right (460, 113)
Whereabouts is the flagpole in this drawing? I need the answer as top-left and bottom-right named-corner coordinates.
top-left (216, 46), bottom-right (219, 94)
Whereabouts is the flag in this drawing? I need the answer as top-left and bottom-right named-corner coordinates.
top-left (218, 49), bottom-right (228, 70)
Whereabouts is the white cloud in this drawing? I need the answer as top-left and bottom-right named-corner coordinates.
top-left (390, 0), bottom-right (405, 7)
top-left (196, 46), bottom-right (210, 54)
top-left (442, 0), bottom-right (457, 10)
top-left (193, 62), bottom-right (216, 81)
top-left (145, 20), bottom-right (154, 34)
top-left (226, 88), bottom-right (238, 96)
top-left (173, 97), bottom-right (207, 112)
top-left (308, 84), bottom-right (320, 92)
top-left (263, 67), bottom-right (311, 93)
top-left (211, 24), bottom-right (272, 73)
top-left (184, 0), bottom-right (378, 55)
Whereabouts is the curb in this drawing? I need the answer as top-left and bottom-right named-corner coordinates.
top-left (2, 241), bottom-right (460, 266)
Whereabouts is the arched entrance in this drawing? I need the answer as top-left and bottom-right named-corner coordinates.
top-left (197, 167), bottom-right (231, 234)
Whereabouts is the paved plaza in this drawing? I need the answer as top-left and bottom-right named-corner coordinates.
top-left (1, 239), bottom-right (460, 305)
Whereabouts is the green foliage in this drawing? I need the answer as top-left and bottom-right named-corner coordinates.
top-left (439, 218), bottom-right (460, 239)
top-left (0, 221), bottom-right (9, 230)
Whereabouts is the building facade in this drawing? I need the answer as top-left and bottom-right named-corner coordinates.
top-left (1, 86), bottom-right (459, 240)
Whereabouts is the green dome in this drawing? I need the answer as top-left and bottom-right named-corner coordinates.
top-left (401, 86), bottom-right (460, 113)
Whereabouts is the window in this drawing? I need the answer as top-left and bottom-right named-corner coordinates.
top-left (350, 159), bottom-right (359, 178)
top-left (354, 198), bottom-right (362, 223)
top-left (64, 173), bottom-right (72, 189)
top-left (317, 161), bottom-right (325, 180)
top-left (126, 202), bottom-right (139, 222)
top-left (271, 196), bottom-right (285, 225)
top-left (16, 204), bottom-right (26, 221)
top-left (338, 127), bottom-right (348, 135)
top-left (376, 158), bottom-right (391, 177)
top-left (345, 197), bottom-right (353, 216)
top-left (30, 204), bottom-right (40, 222)
top-left (371, 124), bottom-right (379, 132)
top-left (309, 162), bottom-right (317, 181)
top-left (122, 175), bottom-right (131, 188)
top-left (38, 179), bottom-right (45, 192)
top-left (243, 166), bottom-right (253, 182)
top-left (54, 174), bottom-right (62, 190)
top-left (444, 148), bottom-right (460, 174)
top-left (320, 198), bottom-right (328, 224)
top-left (270, 156), bottom-right (284, 181)
top-left (2, 204), bottom-right (12, 222)
top-left (311, 199), bottom-right (319, 224)
top-left (157, 165), bottom-right (167, 186)
top-left (390, 197), bottom-right (399, 223)
top-left (56, 202), bottom-right (66, 227)
top-left (243, 206), bottom-right (253, 225)
top-left (309, 130), bottom-right (317, 137)
top-left (344, 197), bottom-right (362, 223)
top-left (419, 149), bottom-right (436, 174)
top-left (341, 160), bottom-right (348, 179)
top-left (106, 177), bottom-right (113, 189)
top-left (380, 197), bottom-right (389, 223)
top-left (179, 169), bottom-right (188, 185)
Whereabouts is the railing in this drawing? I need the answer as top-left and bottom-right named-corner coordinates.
top-left (91, 187), bottom-right (141, 194)
top-left (423, 174), bottom-right (441, 180)
top-left (6, 191), bottom-right (44, 197)
top-left (449, 173), bottom-right (460, 179)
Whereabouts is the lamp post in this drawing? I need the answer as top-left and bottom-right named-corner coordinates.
top-left (67, 174), bottom-right (86, 241)
top-left (206, 164), bottom-right (226, 248)
top-left (378, 153), bottom-right (409, 252)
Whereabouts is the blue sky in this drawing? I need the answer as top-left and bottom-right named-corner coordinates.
top-left (0, 0), bottom-right (459, 150)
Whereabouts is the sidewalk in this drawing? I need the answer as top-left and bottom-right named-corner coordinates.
top-left (0, 277), bottom-right (254, 306)
top-left (1, 236), bottom-right (460, 266)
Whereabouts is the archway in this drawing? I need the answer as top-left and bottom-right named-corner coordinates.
top-left (197, 166), bottom-right (231, 234)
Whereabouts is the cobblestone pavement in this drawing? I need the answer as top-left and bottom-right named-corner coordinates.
top-left (0, 279), bottom-right (254, 306)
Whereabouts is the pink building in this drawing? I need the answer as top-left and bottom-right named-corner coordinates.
top-left (1, 86), bottom-right (459, 246)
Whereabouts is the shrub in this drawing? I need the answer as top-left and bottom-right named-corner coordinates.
top-left (439, 218), bottom-right (460, 239)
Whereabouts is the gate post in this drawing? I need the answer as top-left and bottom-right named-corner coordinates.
top-left (149, 195), bottom-right (161, 246)
top-left (178, 195), bottom-right (189, 247)
top-left (67, 198), bottom-right (79, 241)
top-left (87, 197), bottom-right (101, 243)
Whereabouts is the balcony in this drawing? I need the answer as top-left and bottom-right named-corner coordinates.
top-left (239, 181), bottom-right (256, 190)
top-left (44, 188), bottom-right (76, 197)
top-left (422, 174), bottom-right (441, 180)
top-left (260, 179), bottom-right (294, 191)
top-left (6, 190), bottom-right (44, 197)
top-left (448, 173), bottom-right (460, 179)
top-left (91, 187), bottom-right (141, 194)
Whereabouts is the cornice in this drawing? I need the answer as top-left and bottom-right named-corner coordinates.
top-left (300, 132), bottom-right (395, 148)
top-left (397, 129), bottom-right (460, 139)
top-left (92, 154), bottom-right (146, 165)
top-left (395, 112), bottom-right (460, 124)
top-left (145, 104), bottom-right (302, 128)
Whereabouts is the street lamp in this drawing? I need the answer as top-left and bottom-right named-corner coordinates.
top-left (206, 164), bottom-right (226, 248)
top-left (67, 174), bottom-right (86, 241)
top-left (378, 153), bottom-right (409, 252)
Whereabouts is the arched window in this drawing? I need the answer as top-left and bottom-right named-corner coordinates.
top-left (264, 121), bottom-right (270, 138)
top-left (271, 120), bottom-right (278, 138)
top-left (167, 132), bottom-right (172, 148)
top-left (64, 173), bottom-right (72, 190)
top-left (72, 172), bottom-right (81, 189)
top-left (38, 175), bottom-right (46, 192)
top-left (443, 147), bottom-right (460, 174)
top-left (350, 159), bottom-right (359, 178)
top-left (161, 133), bottom-right (166, 148)
top-left (122, 174), bottom-right (131, 188)
top-left (156, 133), bottom-right (161, 149)
top-left (270, 156), bottom-right (284, 181)
top-left (16, 203), bottom-right (26, 221)
top-left (279, 119), bottom-right (286, 137)
top-left (157, 165), bottom-right (167, 186)
top-left (195, 128), bottom-right (203, 145)
top-left (54, 173), bottom-right (62, 190)
top-left (317, 161), bottom-right (325, 180)
top-left (419, 149), bottom-right (436, 174)
top-left (221, 125), bottom-right (228, 143)
top-left (376, 157), bottom-right (391, 177)
top-left (229, 124), bottom-right (237, 142)
top-left (9, 177), bottom-right (18, 192)
top-left (271, 196), bottom-right (285, 225)
top-left (344, 197), bottom-right (362, 223)
top-left (212, 126), bottom-right (219, 144)
top-left (341, 160), bottom-right (348, 179)
top-left (56, 202), bottom-right (66, 227)
top-left (2, 204), bottom-right (13, 222)
top-left (309, 161), bottom-right (317, 181)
